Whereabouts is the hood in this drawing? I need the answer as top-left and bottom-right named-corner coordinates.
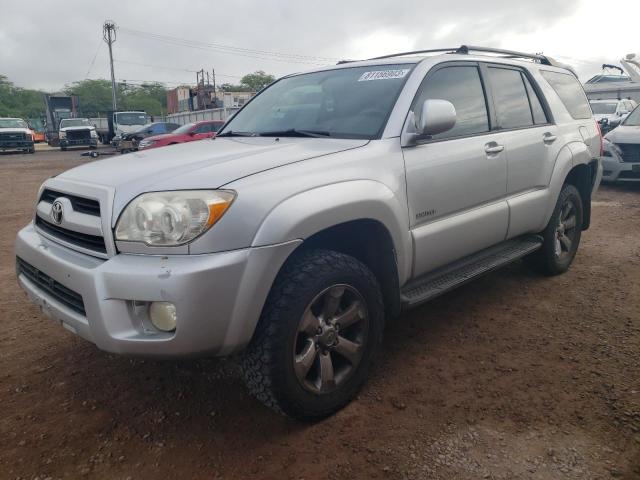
top-left (141, 132), bottom-right (182, 143)
top-left (117, 124), bottom-right (145, 134)
top-left (58, 136), bottom-right (369, 214)
top-left (0, 127), bottom-right (31, 135)
top-left (60, 125), bottom-right (95, 132)
top-left (605, 124), bottom-right (640, 144)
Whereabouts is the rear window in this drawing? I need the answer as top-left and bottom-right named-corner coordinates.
top-left (541, 71), bottom-right (592, 119)
top-left (589, 102), bottom-right (618, 115)
top-left (488, 67), bottom-right (535, 129)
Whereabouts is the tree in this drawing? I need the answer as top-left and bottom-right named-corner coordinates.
top-left (64, 79), bottom-right (114, 116)
top-left (0, 75), bottom-right (47, 121)
top-left (239, 71), bottom-right (275, 92)
top-left (220, 71), bottom-right (276, 92)
top-left (64, 80), bottom-right (167, 116)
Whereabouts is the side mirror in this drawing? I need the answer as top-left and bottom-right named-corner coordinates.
top-left (417, 99), bottom-right (457, 136)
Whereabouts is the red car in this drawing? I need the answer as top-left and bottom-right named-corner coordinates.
top-left (138, 120), bottom-right (225, 150)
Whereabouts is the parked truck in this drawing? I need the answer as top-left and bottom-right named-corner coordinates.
top-left (58, 118), bottom-right (98, 150)
top-left (100, 111), bottom-right (151, 146)
top-left (43, 95), bottom-right (79, 146)
top-left (90, 117), bottom-right (110, 144)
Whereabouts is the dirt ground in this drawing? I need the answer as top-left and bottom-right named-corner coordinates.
top-left (0, 148), bottom-right (639, 480)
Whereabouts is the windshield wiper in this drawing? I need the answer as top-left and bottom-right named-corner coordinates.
top-left (258, 129), bottom-right (331, 138)
top-left (216, 130), bottom-right (257, 137)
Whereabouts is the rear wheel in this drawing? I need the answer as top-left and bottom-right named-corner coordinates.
top-left (525, 183), bottom-right (583, 275)
top-left (242, 249), bottom-right (384, 420)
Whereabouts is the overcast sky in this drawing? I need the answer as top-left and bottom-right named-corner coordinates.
top-left (1, 0), bottom-right (639, 91)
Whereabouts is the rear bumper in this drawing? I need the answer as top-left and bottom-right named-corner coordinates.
top-left (15, 223), bottom-right (300, 358)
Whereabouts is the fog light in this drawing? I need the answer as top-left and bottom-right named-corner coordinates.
top-left (149, 302), bottom-right (177, 332)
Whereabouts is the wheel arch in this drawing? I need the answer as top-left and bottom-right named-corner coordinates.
top-left (544, 143), bottom-right (599, 230)
top-left (251, 181), bottom-right (413, 318)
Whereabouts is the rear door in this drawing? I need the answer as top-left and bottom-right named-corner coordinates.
top-left (483, 64), bottom-right (561, 238)
top-left (403, 63), bottom-right (509, 276)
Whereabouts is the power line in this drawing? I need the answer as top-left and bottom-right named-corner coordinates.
top-left (113, 59), bottom-right (243, 78)
top-left (118, 27), bottom-right (336, 65)
top-left (115, 59), bottom-right (199, 73)
top-left (85, 39), bottom-right (103, 78)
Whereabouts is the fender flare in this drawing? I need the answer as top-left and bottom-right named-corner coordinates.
top-left (251, 180), bottom-right (413, 284)
top-left (541, 142), bottom-right (593, 228)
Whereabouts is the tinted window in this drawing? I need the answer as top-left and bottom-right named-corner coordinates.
top-left (590, 102), bottom-right (617, 114)
top-left (413, 65), bottom-right (489, 139)
top-left (522, 74), bottom-right (548, 124)
top-left (541, 71), bottom-right (592, 119)
top-left (488, 68), bottom-right (533, 129)
top-left (623, 106), bottom-right (640, 126)
top-left (221, 64), bottom-right (414, 139)
top-left (194, 124), bottom-right (212, 134)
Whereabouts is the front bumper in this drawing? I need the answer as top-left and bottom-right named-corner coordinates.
top-left (601, 151), bottom-right (640, 182)
top-left (15, 223), bottom-right (300, 357)
top-left (0, 140), bottom-right (34, 151)
top-left (60, 138), bottom-right (98, 148)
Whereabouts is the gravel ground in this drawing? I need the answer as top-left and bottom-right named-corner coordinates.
top-left (0, 148), bottom-right (639, 479)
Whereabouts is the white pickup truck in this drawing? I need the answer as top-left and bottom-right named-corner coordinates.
top-left (58, 118), bottom-right (98, 151)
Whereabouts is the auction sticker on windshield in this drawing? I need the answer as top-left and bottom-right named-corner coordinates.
top-left (358, 69), bottom-right (410, 81)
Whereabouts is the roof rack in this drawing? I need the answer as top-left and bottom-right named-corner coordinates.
top-left (354, 45), bottom-right (576, 75)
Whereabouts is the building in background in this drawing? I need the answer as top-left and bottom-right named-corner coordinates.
top-left (166, 86), bottom-right (193, 114)
top-left (215, 91), bottom-right (255, 108)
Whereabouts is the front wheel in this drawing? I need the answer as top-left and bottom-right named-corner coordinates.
top-left (242, 249), bottom-right (384, 420)
top-left (525, 183), bottom-right (583, 275)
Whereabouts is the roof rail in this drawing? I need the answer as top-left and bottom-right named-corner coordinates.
top-left (362, 45), bottom-right (576, 75)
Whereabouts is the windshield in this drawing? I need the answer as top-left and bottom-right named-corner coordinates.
top-left (116, 112), bottom-right (150, 126)
top-left (220, 64), bottom-right (415, 139)
top-left (590, 102), bottom-right (617, 114)
top-left (60, 118), bottom-right (91, 128)
top-left (173, 123), bottom-right (195, 135)
top-left (623, 106), bottom-right (640, 126)
top-left (0, 118), bottom-right (28, 129)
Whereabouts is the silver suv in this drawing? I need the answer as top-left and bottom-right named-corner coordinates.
top-left (15, 46), bottom-right (602, 419)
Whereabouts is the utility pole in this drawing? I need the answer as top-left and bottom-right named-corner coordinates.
top-left (103, 21), bottom-right (117, 111)
top-left (212, 69), bottom-right (217, 107)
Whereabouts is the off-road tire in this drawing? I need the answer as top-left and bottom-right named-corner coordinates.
top-left (525, 183), bottom-right (583, 275)
top-left (241, 249), bottom-right (384, 420)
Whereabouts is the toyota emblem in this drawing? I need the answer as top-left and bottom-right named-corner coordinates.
top-left (50, 200), bottom-right (64, 225)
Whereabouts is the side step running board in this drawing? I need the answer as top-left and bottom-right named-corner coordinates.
top-left (400, 235), bottom-right (543, 308)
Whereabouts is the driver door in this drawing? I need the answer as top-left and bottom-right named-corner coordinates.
top-left (403, 63), bottom-right (509, 276)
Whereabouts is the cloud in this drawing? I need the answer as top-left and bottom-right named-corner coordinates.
top-left (0, 0), bottom-right (638, 91)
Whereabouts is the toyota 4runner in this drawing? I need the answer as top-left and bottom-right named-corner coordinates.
top-left (15, 46), bottom-right (602, 420)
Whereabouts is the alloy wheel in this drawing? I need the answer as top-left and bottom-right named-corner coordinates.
top-left (293, 284), bottom-right (369, 395)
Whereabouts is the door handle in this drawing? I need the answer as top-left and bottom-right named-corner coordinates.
top-left (543, 133), bottom-right (557, 144)
top-left (484, 144), bottom-right (504, 154)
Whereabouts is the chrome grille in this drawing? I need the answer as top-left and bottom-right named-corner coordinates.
top-left (35, 216), bottom-right (107, 254)
top-left (617, 143), bottom-right (640, 163)
top-left (40, 189), bottom-right (100, 216)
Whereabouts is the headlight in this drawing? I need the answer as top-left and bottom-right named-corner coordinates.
top-left (90, 130), bottom-right (98, 138)
top-left (114, 190), bottom-right (235, 246)
top-left (59, 131), bottom-right (66, 139)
